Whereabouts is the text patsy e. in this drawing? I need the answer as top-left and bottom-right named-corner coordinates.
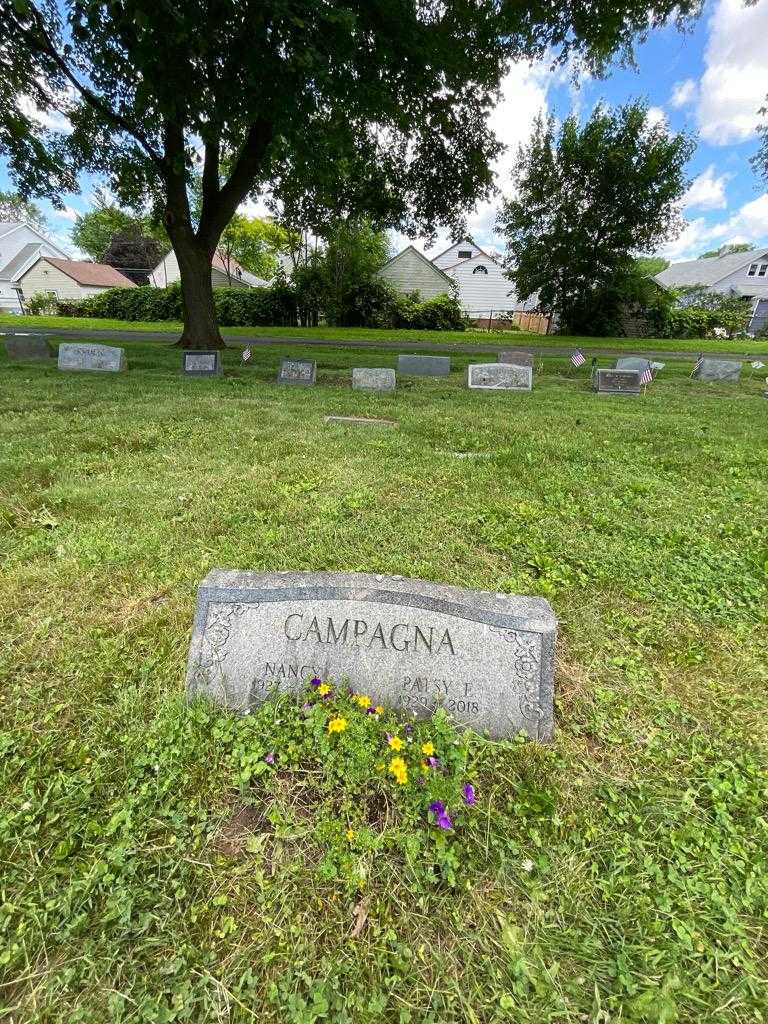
top-left (283, 613), bottom-right (456, 656)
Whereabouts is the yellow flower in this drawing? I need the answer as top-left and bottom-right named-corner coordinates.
top-left (388, 756), bottom-right (408, 784)
top-left (388, 735), bottom-right (404, 751)
top-left (421, 760), bottom-right (429, 771)
top-left (317, 683), bottom-right (331, 696)
top-left (421, 741), bottom-right (435, 756)
top-left (375, 706), bottom-right (384, 715)
top-left (327, 717), bottom-right (348, 734)
top-left (346, 828), bottom-right (356, 841)
top-left (353, 694), bottom-right (371, 708)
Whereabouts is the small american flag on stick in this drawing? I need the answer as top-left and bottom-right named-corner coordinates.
top-left (691, 353), bottom-right (704, 377)
top-left (640, 362), bottom-right (653, 386)
top-left (570, 349), bottom-right (586, 367)
top-left (242, 347), bottom-right (252, 363)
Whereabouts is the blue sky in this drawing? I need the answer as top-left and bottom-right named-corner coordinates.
top-left (4, 0), bottom-right (767, 265)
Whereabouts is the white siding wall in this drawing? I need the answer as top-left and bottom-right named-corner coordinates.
top-left (441, 254), bottom-right (517, 314)
top-left (716, 252), bottom-right (768, 299)
top-left (432, 241), bottom-right (481, 269)
top-left (0, 225), bottom-right (69, 313)
top-left (17, 261), bottom-right (112, 301)
top-left (0, 283), bottom-right (22, 313)
top-left (378, 248), bottom-right (453, 300)
top-left (150, 251), bottom-right (250, 289)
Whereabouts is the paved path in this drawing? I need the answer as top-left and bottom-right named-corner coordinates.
top-left (0, 325), bottom-right (764, 362)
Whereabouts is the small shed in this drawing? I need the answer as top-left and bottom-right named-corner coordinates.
top-left (377, 245), bottom-right (455, 300)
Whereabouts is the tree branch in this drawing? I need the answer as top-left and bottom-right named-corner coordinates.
top-left (15, 2), bottom-right (165, 171)
top-left (196, 119), bottom-right (273, 247)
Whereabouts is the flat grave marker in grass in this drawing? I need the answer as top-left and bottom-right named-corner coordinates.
top-left (352, 367), bottom-right (396, 392)
top-left (58, 342), bottom-right (127, 373)
top-left (467, 362), bottom-right (533, 391)
top-left (593, 368), bottom-right (641, 395)
top-left (182, 350), bottom-right (222, 375)
top-left (277, 357), bottom-right (317, 386)
top-left (5, 335), bottom-right (54, 361)
top-left (498, 349), bottom-right (534, 366)
top-left (693, 357), bottom-right (742, 383)
top-left (186, 569), bottom-right (557, 740)
top-left (397, 354), bottom-right (451, 377)
top-left (324, 415), bottom-right (398, 429)
top-left (616, 356), bottom-right (652, 374)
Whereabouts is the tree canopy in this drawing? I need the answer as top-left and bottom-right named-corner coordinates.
top-left (698, 243), bottom-right (754, 259)
top-left (71, 191), bottom-right (166, 261)
top-left (0, 190), bottom-right (48, 231)
top-left (499, 103), bottom-right (694, 335)
top-left (1, 0), bottom-right (702, 346)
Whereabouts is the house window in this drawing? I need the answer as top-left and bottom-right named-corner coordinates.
top-left (748, 264), bottom-right (759, 276)
top-left (472, 265), bottom-right (488, 274)
top-left (759, 263), bottom-right (768, 277)
top-left (458, 250), bottom-right (473, 259)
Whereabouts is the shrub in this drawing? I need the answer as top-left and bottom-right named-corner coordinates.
top-left (24, 291), bottom-right (58, 315)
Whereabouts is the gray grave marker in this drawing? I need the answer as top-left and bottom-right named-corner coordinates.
top-left (467, 363), bottom-right (532, 391)
top-left (352, 367), bottom-right (396, 392)
top-left (186, 569), bottom-right (557, 740)
top-left (58, 343), bottom-right (126, 373)
top-left (5, 335), bottom-right (54, 361)
top-left (183, 350), bottom-right (222, 376)
top-left (277, 358), bottom-right (317, 386)
top-left (593, 368), bottom-right (641, 395)
top-left (397, 354), bottom-right (451, 377)
top-left (498, 350), bottom-right (534, 367)
top-left (693, 357), bottom-right (741, 383)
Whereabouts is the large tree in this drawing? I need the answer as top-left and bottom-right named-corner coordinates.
top-left (71, 190), bottom-right (165, 261)
top-left (1, 1), bottom-right (701, 347)
top-left (499, 103), bottom-right (694, 334)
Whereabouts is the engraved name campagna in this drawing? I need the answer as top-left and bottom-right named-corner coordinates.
top-left (186, 570), bottom-right (557, 740)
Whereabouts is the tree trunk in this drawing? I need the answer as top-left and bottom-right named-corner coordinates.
top-left (173, 237), bottom-right (224, 349)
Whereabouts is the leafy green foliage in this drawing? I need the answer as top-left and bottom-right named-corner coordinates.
top-left (1, 1), bottom-right (703, 345)
top-left (500, 103), bottom-right (694, 335)
top-left (71, 192), bottom-right (167, 262)
top-left (698, 243), bottom-right (755, 259)
top-left (634, 254), bottom-right (669, 276)
top-left (216, 214), bottom-right (289, 283)
top-left (666, 287), bottom-right (753, 338)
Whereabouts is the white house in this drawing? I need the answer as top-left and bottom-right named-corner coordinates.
top-left (15, 257), bottom-right (136, 302)
top-left (655, 248), bottom-right (768, 334)
top-left (377, 245), bottom-right (455, 300)
top-left (431, 240), bottom-right (521, 315)
top-left (150, 249), bottom-right (270, 289)
top-left (0, 221), bottom-right (70, 313)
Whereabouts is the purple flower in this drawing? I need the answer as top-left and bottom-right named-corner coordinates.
top-left (264, 753), bottom-right (275, 765)
top-left (404, 724), bottom-right (413, 735)
top-left (322, 692), bottom-right (332, 701)
top-left (428, 800), bottom-right (453, 829)
top-left (301, 702), bottom-right (312, 712)
top-left (462, 783), bottom-right (476, 806)
top-left (310, 677), bottom-right (322, 687)
top-left (426, 756), bottom-right (440, 768)
top-left (366, 707), bottom-right (376, 715)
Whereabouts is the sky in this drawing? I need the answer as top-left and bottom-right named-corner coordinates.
top-left (3, 0), bottom-right (767, 266)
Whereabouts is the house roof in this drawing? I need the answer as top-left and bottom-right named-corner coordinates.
top-left (0, 220), bottom-right (70, 256)
top-left (655, 249), bottom-right (768, 288)
top-left (431, 238), bottom-right (501, 267)
top-left (379, 244), bottom-right (453, 282)
top-left (441, 249), bottom-right (504, 273)
top-left (0, 243), bottom-right (43, 282)
top-left (37, 258), bottom-right (137, 288)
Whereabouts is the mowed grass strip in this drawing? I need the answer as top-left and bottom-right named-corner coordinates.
top-left (3, 312), bottom-right (768, 355)
top-left (1, 340), bottom-right (767, 1023)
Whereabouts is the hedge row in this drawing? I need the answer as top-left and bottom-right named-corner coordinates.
top-left (55, 283), bottom-right (298, 326)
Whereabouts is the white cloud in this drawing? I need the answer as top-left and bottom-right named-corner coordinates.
top-left (697, 0), bottom-right (768, 144)
top-left (661, 192), bottom-right (768, 260)
top-left (17, 86), bottom-right (74, 135)
top-left (684, 166), bottom-right (729, 211)
top-left (670, 79), bottom-right (697, 108)
top-left (645, 106), bottom-right (667, 129)
top-left (54, 204), bottom-right (80, 223)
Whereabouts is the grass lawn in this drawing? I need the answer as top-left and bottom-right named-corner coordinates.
top-left (1, 338), bottom-right (767, 1023)
top-left (2, 313), bottom-right (768, 355)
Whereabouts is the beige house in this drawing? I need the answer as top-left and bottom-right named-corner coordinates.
top-left (377, 245), bottom-right (455, 300)
top-left (17, 257), bottom-right (136, 304)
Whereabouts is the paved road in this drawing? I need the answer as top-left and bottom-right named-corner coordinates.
top-left (1, 325), bottom-right (764, 362)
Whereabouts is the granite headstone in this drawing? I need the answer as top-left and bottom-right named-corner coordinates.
top-left (5, 335), bottom-right (54, 361)
top-left (693, 358), bottom-right (742, 383)
top-left (467, 363), bottom-right (532, 391)
top-left (186, 570), bottom-right (557, 740)
top-left (593, 368), bottom-right (641, 395)
top-left (352, 367), bottom-right (396, 392)
top-left (498, 350), bottom-right (534, 367)
top-left (58, 343), bottom-right (126, 373)
top-left (397, 354), bottom-right (451, 377)
top-left (277, 358), bottom-right (317, 386)
top-left (182, 350), bottom-right (222, 376)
